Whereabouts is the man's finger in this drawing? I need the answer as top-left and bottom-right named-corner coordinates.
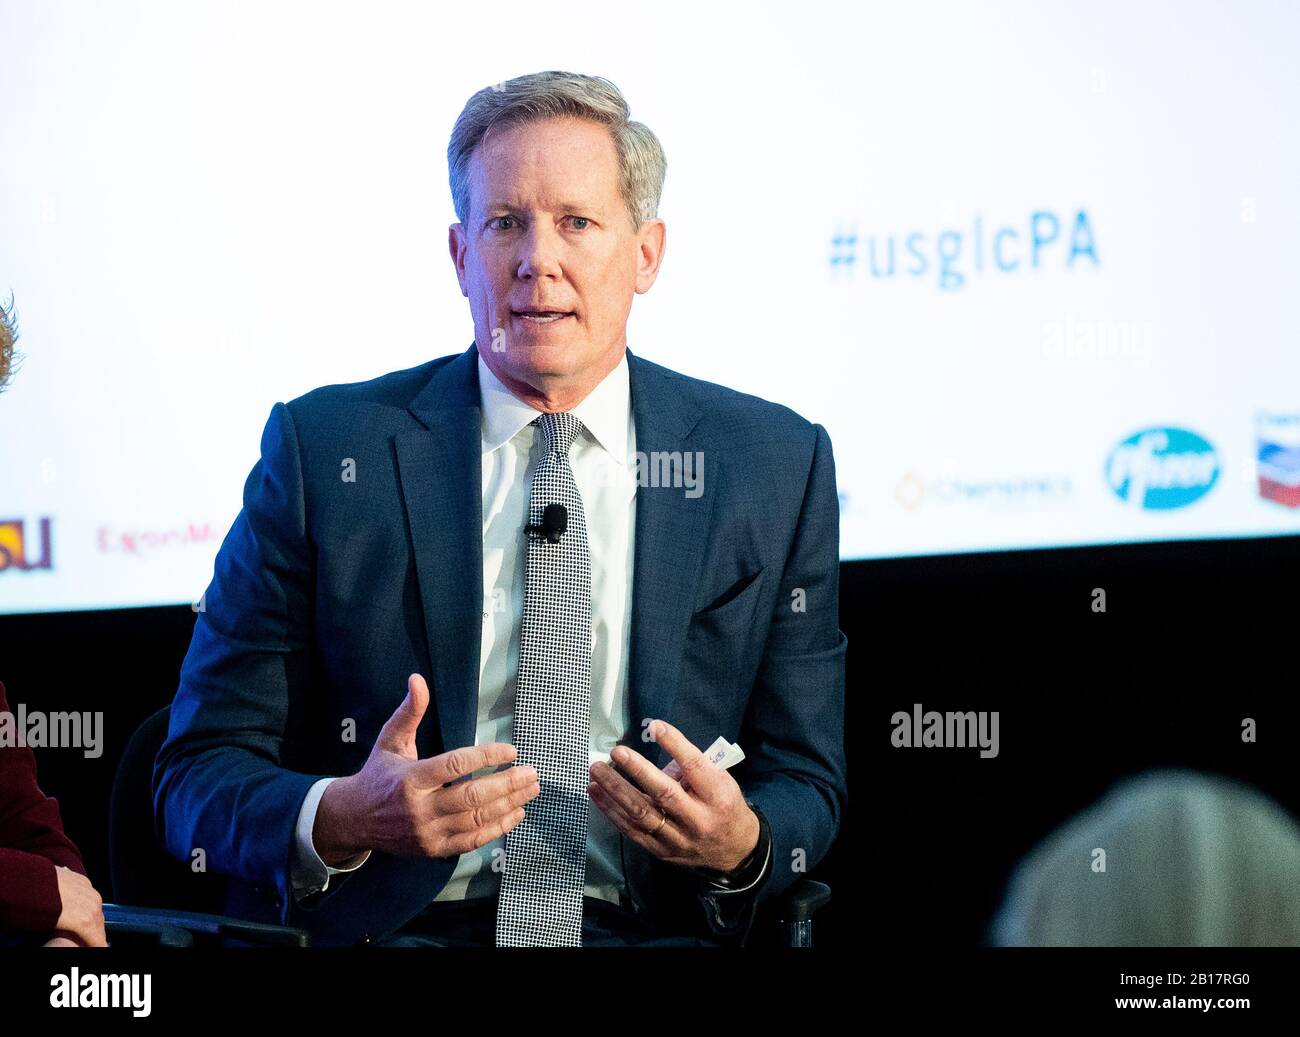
top-left (438, 804), bottom-right (527, 858)
top-left (438, 776), bottom-right (541, 835)
top-left (428, 761), bottom-right (538, 818)
top-left (408, 742), bottom-right (518, 790)
top-left (644, 719), bottom-right (722, 802)
top-left (595, 751), bottom-right (704, 831)
top-left (589, 781), bottom-right (686, 856)
top-left (375, 673), bottom-right (430, 755)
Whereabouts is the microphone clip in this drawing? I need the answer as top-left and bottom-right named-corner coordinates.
top-left (524, 502), bottom-right (568, 544)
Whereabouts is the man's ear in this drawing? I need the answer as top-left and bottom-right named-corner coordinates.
top-left (634, 218), bottom-right (666, 294)
top-left (448, 224), bottom-right (469, 297)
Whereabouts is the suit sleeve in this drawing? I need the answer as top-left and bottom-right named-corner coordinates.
top-left (152, 402), bottom-right (332, 923)
top-left (691, 801), bottom-right (775, 938)
top-left (0, 681), bottom-right (90, 933)
top-left (714, 422), bottom-right (848, 942)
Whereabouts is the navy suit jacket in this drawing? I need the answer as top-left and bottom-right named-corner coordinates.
top-left (153, 342), bottom-right (847, 946)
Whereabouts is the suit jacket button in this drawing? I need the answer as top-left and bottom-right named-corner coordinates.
top-left (359, 933), bottom-right (372, 945)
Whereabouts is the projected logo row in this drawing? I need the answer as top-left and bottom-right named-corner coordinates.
top-left (890, 414), bottom-right (1299, 513)
top-left (0, 521), bottom-right (216, 573)
top-left (3, 417), bottom-right (1298, 574)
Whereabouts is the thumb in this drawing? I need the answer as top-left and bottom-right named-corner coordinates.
top-left (376, 673), bottom-right (429, 756)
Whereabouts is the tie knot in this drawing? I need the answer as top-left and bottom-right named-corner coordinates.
top-left (533, 411), bottom-right (583, 458)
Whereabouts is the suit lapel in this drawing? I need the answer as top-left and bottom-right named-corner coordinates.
top-left (624, 348), bottom-right (715, 766)
top-left (396, 343), bottom-right (483, 758)
top-left (391, 343), bottom-right (715, 778)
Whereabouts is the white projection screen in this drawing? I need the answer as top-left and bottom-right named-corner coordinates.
top-left (1, 0), bottom-right (1298, 614)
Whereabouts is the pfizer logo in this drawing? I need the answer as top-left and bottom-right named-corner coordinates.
top-left (1105, 427), bottom-right (1220, 510)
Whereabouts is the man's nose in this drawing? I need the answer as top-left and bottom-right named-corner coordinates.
top-left (516, 223), bottom-right (563, 280)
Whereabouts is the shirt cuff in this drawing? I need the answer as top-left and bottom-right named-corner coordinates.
top-left (290, 778), bottom-right (371, 902)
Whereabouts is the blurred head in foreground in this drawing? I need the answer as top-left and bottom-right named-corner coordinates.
top-left (990, 769), bottom-right (1300, 946)
top-left (0, 296), bottom-right (16, 393)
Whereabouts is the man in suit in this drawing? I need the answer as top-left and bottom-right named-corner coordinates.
top-left (153, 70), bottom-right (846, 947)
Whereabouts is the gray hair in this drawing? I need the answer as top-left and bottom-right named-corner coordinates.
top-left (989, 769), bottom-right (1300, 946)
top-left (447, 71), bottom-right (666, 232)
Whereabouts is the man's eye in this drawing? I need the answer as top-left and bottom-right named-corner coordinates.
top-left (491, 216), bottom-right (517, 230)
top-left (569, 216), bottom-right (590, 230)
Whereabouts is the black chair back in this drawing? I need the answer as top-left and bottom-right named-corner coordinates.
top-left (108, 704), bottom-right (228, 915)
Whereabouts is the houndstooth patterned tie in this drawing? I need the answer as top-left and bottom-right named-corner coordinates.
top-left (495, 411), bottom-right (592, 947)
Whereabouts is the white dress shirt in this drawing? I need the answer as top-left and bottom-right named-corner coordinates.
top-left (290, 351), bottom-right (639, 908)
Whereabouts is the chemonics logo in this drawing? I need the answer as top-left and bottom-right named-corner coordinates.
top-left (1105, 428), bottom-right (1220, 510)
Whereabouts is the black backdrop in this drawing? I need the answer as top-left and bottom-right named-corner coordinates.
top-left (2, 531), bottom-right (1297, 950)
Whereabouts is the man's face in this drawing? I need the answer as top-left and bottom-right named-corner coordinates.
top-left (449, 116), bottom-right (664, 403)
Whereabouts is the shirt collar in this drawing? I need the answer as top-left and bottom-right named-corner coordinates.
top-left (478, 351), bottom-right (631, 466)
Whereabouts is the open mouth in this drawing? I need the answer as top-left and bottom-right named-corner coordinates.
top-left (513, 309), bottom-right (575, 325)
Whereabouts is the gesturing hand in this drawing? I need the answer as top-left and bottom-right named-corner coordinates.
top-left (314, 673), bottom-right (541, 863)
top-left (588, 720), bottom-right (760, 875)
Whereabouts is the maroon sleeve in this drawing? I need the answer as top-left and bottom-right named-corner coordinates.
top-left (0, 680), bottom-right (90, 933)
